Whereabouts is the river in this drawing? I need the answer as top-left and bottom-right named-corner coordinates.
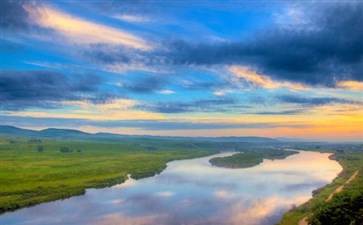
top-left (1, 150), bottom-right (342, 225)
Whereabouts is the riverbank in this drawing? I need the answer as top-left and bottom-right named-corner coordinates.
top-left (277, 150), bottom-right (363, 225)
top-left (0, 138), bottom-right (217, 213)
top-left (297, 169), bottom-right (359, 225)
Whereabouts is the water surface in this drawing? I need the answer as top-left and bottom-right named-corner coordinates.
top-left (2, 151), bottom-right (341, 225)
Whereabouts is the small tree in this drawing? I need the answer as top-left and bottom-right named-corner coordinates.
top-left (60, 147), bottom-right (72, 153)
top-left (289, 204), bottom-right (297, 211)
top-left (37, 146), bottom-right (44, 152)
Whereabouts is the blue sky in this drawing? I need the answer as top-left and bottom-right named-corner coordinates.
top-left (1, 1), bottom-right (362, 141)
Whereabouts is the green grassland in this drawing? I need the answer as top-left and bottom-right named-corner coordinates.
top-left (0, 137), bottom-right (217, 213)
top-left (278, 150), bottom-right (363, 225)
top-left (209, 148), bottom-right (298, 168)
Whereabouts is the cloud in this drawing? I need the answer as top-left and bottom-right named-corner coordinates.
top-left (81, 44), bottom-right (170, 73)
top-left (82, 44), bottom-right (137, 64)
top-left (180, 80), bottom-right (228, 91)
top-left (213, 89), bottom-right (233, 96)
top-left (229, 66), bottom-right (307, 90)
top-left (23, 5), bottom-right (151, 50)
top-left (165, 3), bottom-right (363, 87)
top-left (159, 90), bottom-right (175, 94)
top-left (7, 110), bottom-right (164, 122)
top-left (95, 99), bottom-right (137, 110)
top-left (136, 98), bottom-right (244, 113)
top-left (117, 76), bottom-right (168, 93)
top-left (114, 14), bottom-right (151, 23)
top-left (0, 0), bottom-right (47, 34)
top-left (81, 44), bottom-right (169, 74)
top-left (4, 1), bottom-right (362, 89)
top-left (81, 1), bottom-right (160, 16)
top-left (1, 116), bottom-right (307, 131)
top-left (0, 0), bottom-right (30, 31)
top-left (0, 70), bottom-right (115, 110)
top-left (277, 95), bottom-right (361, 107)
top-left (337, 81), bottom-right (363, 91)
top-left (81, 2), bottom-right (362, 88)
top-left (61, 99), bottom-right (138, 110)
top-left (252, 110), bottom-right (305, 115)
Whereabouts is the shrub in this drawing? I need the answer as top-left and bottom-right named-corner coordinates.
top-left (60, 147), bottom-right (72, 153)
top-left (37, 146), bottom-right (44, 152)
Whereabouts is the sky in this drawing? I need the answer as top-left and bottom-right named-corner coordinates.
top-left (1, 1), bottom-right (362, 141)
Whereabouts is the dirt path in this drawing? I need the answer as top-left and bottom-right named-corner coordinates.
top-left (327, 170), bottom-right (359, 201)
top-left (298, 216), bottom-right (308, 225)
top-left (297, 170), bottom-right (359, 225)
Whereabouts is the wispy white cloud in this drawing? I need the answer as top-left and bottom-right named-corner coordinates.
top-left (24, 5), bottom-right (151, 50)
top-left (273, 6), bottom-right (314, 30)
top-left (104, 63), bottom-right (166, 74)
top-left (159, 90), bottom-right (175, 94)
top-left (8, 97), bottom-right (166, 121)
top-left (114, 14), bottom-right (152, 23)
top-left (213, 89), bottom-right (233, 96)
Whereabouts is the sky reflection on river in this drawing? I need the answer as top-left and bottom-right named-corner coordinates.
top-left (2, 151), bottom-right (341, 225)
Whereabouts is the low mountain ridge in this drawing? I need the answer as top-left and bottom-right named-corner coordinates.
top-left (0, 125), bottom-right (278, 143)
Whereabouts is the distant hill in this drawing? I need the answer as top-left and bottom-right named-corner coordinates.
top-left (0, 125), bottom-right (37, 137)
top-left (0, 126), bottom-right (91, 140)
top-left (0, 125), bottom-right (278, 143)
top-left (275, 137), bottom-right (309, 142)
top-left (38, 128), bottom-right (91, 139)
top-left (209, 136), bottom-right (278, 143)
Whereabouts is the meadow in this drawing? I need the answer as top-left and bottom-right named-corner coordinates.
top-left (209, 148), bottom-right (298, 168)
top-left (0, 137), bottom-right (216, 213)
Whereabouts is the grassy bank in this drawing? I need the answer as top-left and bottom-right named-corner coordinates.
top-left (0, 137), bottom-right (216, 213)
top-left (209, 148), bottom-right (298, 168)
top-left (277, 150), bottom-right (363, 225)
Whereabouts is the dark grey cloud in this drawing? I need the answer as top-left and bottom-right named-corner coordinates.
top-left (135, 98), bottom-right (246, 113)
top-left (1, 116), bottom-right (307, 130)
top-left (3, 1), bottom-right (362, 89)
top-left (0, 0), bottom-right (47, 33)
top-left (277, 95), bottom-right (361, 106)
top-left (166, 3), bottom-right (363, 86)
top-left (82, 44), bottom-right (134, 65)
top-left (122, 76), bottom-right (168, 93)
top-left (83, 3), bottom-right (363, 87)
top-left (123, 78), bottom-right (229, 94)
top-left (1, 0), bottom-right (29, 30)
top-left (181, 80), bottom-right (229, 91)
top-left (82, 44), bottom-right (229, 92)
top-left (253, 109), bottom-right (305, 115)
top-left (77, 1), bottom-right (161, 17)
top-left (0, 70), bottom-right (115, 110)
top-left (82, 43), bottom-right (167, 66)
